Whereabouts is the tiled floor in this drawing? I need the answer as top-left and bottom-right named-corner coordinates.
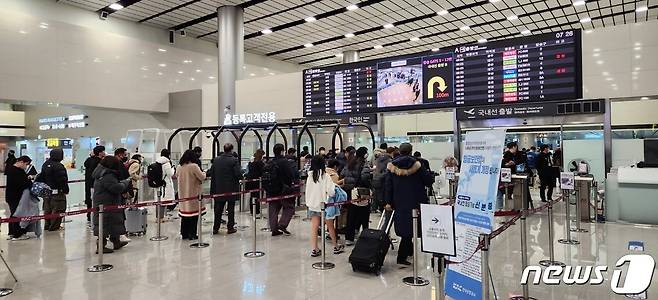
top-left (0, 177), bottom-right (656, 299)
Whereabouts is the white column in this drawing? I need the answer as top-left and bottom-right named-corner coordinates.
top-left (217, 6), bottom-right (244, 126)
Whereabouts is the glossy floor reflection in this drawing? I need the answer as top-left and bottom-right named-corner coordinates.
top-left (0, 188), bottom-right (656, 299)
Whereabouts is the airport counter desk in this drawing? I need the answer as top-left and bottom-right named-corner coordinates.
top-left (606, 167), bottom-right (658, 225)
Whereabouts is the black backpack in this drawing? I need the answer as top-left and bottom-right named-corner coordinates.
top-left (147, 161), bottom-right (165, 188)
top-left (262, 159), bottom-right (289, 196)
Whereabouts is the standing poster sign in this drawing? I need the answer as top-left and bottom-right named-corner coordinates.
top-left (445, 129), bottom-right (506, 300)
top-left (420, 203), bottom-right (456, 256)
top-left (560, 172), bottom-right (575, 190)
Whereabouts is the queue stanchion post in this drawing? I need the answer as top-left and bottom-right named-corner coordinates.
top-left (244, 196), bottom-right (265, 258)
top-left (510, 177), bottom-right (536, 300)
top-left (236, 183), bottom-right (250, 230)
top-left (480, 234), bottom-right (490, 300)
top-left (571, 182), bottom-right (588, 233)
top-left (0, 249), bottom-right (17, 296)
top-left (403, 209), bottom-right (429, 286)
top-left (539, 198), bottom-right (565, 267)
top-left (558, 192), bottom-right (579, 245)
top-left (260, 182), bottom-right (271, 232)
top-left (190, 195), bottom-right (209, 248)
top-left (150, 187), bottom-right (168, 241)
top-left (312, 202), bottom-right (335, 270)
top-left (88, 204), bottom-right (113, 272)
top-left (433, 255), bottom-right (446, 300)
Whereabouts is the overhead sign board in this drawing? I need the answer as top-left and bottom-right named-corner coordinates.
top-left (292, 114), bottom-right (378, 125)
top-left (456, 99), bottom-right (604, 120)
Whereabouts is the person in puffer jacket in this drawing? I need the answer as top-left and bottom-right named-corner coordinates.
top-left (39, 148), bottom-right (69, 231)
top-left (384, 143), bottom-right (434, 265)
top-left (372, 146), bottom-right (394, 212)
top-left (340, 147), bottom-right (372, 246)
top-left (92, 156), bottom-right (131, 253)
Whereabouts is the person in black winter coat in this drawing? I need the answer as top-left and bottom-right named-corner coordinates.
top-left (384, 143), bottom-right (434, 265)
top-left (246, 149), bottom-right (266, 215)
top-left (372, 147), bottom-right (394, 212)
top-left (208, 143), bottom-right (243, 234)
top-left (503, 142), bottom-right (533, 209)
top-left (92, 156), bottom-right (130, 253)
top-left (267, 144), bottom-right (296, 236)
top-left (536, 145), bottom-right (557, 202)
top-left (4, 150), bottom-right (16, 171)
top-left (5, 156), bottom-right (32, 239)
top-left (39, 148), bottom-right (69, 231)
top-left (84, 146), bottom-right (105, 222)
top-left (340, 147), bottom-right (372, 245)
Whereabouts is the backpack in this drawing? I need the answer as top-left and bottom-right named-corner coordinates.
top-left (31, 182), bottom-right (52, 198)
top-left (262, 159), bottom-right (289, 196)
top-left (147, 162), bottom-right (165, 188)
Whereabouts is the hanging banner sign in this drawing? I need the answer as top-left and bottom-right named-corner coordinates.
top-left (445, 129), bottom-right (506, 300)
top-left (224, 112), bottom-right (276, 125)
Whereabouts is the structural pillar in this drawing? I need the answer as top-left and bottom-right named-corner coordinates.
top-left (217, 5), bottom-right (244, 126)
top-left (342, 50), bottom-right (360, 63)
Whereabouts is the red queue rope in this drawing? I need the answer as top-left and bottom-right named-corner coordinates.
top-left (445, 196), bottom-right (563, 265)
top-left (0, 177), bottom-right (271, 190)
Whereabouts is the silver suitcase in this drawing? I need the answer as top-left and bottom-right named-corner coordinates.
top-left (125, 208), bottom-right (147, 235)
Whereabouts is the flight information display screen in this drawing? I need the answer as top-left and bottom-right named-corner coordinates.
top-left (303, 29), bottom-right (581, 117)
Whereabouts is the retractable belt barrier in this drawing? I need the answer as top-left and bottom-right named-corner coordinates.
top-left (445, 196), bottom-right (562, 266)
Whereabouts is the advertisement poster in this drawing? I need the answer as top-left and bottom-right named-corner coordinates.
top-left (420, 203), bottom-right (456, 256)
top-left (560, 172), bottom-right (575, 190)
top-left (445, 129), bottom-right (506, 300)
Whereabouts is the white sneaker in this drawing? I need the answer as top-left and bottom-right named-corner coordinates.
top-left (120, 235), bottom-right (132, 243)
top-left (11, 235), bottom-right (30, 241)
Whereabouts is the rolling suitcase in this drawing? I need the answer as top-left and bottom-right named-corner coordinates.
top-left (125, 208), bottom-right (148, 236)
top-left (348, 210), bottom-right (395, 275)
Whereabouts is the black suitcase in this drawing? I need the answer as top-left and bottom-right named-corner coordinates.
top-left (348, 211), bottom-right (394, 275)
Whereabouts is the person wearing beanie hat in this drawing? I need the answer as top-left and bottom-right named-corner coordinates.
top-left (84, 146), bottom-right (106, 223)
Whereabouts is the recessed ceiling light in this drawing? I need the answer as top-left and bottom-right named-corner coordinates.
top-left (261, 28), bottom-right (273, 34)
top-left (634, 67), bottom-right (641, 71)
top-left (634, 47), bottom-right (642, 51)
top-left (263, 67), bottom-right (269, 71)
top-left (304, 43), bottom-right (314, 48)
top-left (489, 0), bottom-right (501, 3)
top-left (573, 0), bottom-right (586, 6)
top-left (478, 38), bottom-right (488, 43)
top-left (158, 63), bottom-right (167, 67)
top-left (593, 48), bottom-right (600, 52)
top-left (208, 76), bottom-right (215, 79)
top-left (140, 66), bottom-right (148, 71)
top-left (190, 77), bottom-right (195, 81)
top-left (507, 15), bottom-right (518, 21)
top-left (178, 71), bottom-right (184, 74)
top-left (305, 16), bottom-right (317, 22)
top-left (605, 78), bottom-right (613, 81)
top-left (108, 3), bottom-right (124, 10)
top-left (196, 69), bottom-right (202, 73)
top-left (602, 71), bottom-right (609, 76)
top-left (410, 37), bottom-right (420, 41)
top-left (158, 48), bottom-right (167, 52)
top-left (580, 17), bottom-right (592, 23)
top-left (635, 55), bottom-right (641, 59)
top-left (596, 60), bottom-right (603, 64)
top-left (157, 72), bottom-right (163, 76)
top-left (269, 72), bottom-right (276, 76)
top-left (521, 29), bottom-right (531, 35)
top-left (18, 30), bottom-right (28, 34)
top-left (249, 73), bottom-right (256, 76)
top-left (383, 23), bottom-right (395, 29)
top-left (592, 53), bottom-right (600, 57)
top-left (373, 45), bottom-right (384, 49)
top-left (344, 33), bottom-right (355, 38)
top-left (242, 66), bottom-right (247, 69)
top-left (335, 53), bottom-right (344, 58)
top-left (460, 25), bottom-right (471, 31)
top-left (640, 97), bottom-right (649, 100)
top-left (636, 6), bottom-right (648, 12)
top-left (431, 48), bottom-right (440, 52)
top-left (346, 4), bottom-right (359, 11)
top-left (437, 9), bottom-right (449, 16)
top-left (183, 59), bottom-right (192, 63)
top-left (39, 24), bottom-right (48, 29)
top-left (632, 77), bottom-right (638, 80)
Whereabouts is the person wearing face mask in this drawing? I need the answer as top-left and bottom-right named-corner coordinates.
top-left (114, 148), bottom-right (131, 181)
top-left (5, 156), bottom-right (33, 240)
top-left (340, 146), bottom-right (372, 246)
top-left (84, 146), bottom-right (106, 223)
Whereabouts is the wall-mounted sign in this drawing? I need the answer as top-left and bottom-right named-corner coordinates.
top-left (224, 112), bottom-right (276, 125)
top-left (38, 114), bottom-right (88, 130)
top-left (45, 139), bottom-right (73, 149)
